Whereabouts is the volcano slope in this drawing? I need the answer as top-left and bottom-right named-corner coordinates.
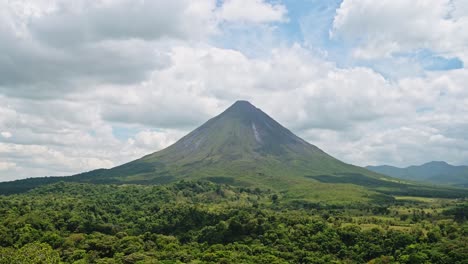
top-left (1, 101), bottom-right (466, 204)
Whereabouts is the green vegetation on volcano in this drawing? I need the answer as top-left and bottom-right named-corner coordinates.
top-left (0, 101), bottom-right (466, 202)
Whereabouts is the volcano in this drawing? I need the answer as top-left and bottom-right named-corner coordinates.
top-left (64, 100), bottom-right (401, 201)
top-left (81, 100), bottom-right (375, 184)
top-left (2, 101), bottom-right (465, 201)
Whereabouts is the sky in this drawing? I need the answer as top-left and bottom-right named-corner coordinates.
top-left (1, 0), bottom-right (468, 181)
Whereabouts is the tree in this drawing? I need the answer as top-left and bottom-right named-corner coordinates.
top-left (5, 242), bottom-right (61, 264)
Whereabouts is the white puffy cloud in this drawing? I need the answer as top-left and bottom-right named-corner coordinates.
top-left (0, 0), bottom-right (291, 99)
top-left (28, 0), bottom-right (217, 46)
top-left (1, 132), bottom-right (12, 138)
top-left (0, 2), bottom-right (172, 97)
top-left (0, 95), bottom-right (188, 180)
top-left (302, 66), bottom-right (468, 167)
top-left (332, 0), bottom-right (468, 62)
top-left (0, 161), bottom-right (16, 171)
top-left (97, 45), bottom-right (390, 131)
top-left (131, 130), bottom-right (186, 150)
top-left (217, 0), bottom-right (287, 23)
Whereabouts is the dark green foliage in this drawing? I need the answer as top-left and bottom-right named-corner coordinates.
top-left (0, 181), bottom-right (466, 263)
top-left (0, 177), bottom-right (66, 195)
top-left (443, 204), bottom-right (468, 222)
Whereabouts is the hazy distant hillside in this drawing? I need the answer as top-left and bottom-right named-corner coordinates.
top-left (367, 161), bottom-right (468, 187)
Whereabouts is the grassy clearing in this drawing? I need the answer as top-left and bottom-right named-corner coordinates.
top-left (394, 196), bottom-right (454, 203)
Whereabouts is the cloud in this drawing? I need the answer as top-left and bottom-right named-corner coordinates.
top-left (217, 0), bottom-right (287, 23)
top-left (131, 130), bottom-right (186, 150)
top-left (28, 0), bottom-right (217, 46)
top-left (98, 45), bottom-right (374, 130)
top-left (0, 141), bottom-right (115, 180)
top-left (0, 0), bottom-right (224, 99)
top-left (0, 94), bottom-right (186, 180)
top-left (0, 161), bottom-right (16, 171)
top-left (0, 0), bottom-right (291, 100)
top-left (304, 67), bottom-right (468, 167)
top-left (332, 0), bottom-right (468, 62)
top-left (1, 132), bottom-right (12, 138)
top-left (89, 44), bottom-right (410, 139)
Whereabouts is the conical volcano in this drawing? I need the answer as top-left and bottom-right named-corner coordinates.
top-left (76, 101), bottom-right (386, 193)
top-left (106, 101), bottom-right (351, 179)
top-left (5, 101), bottom-right (462, 202)
top-left (150, 100), bottom-right (327, 166)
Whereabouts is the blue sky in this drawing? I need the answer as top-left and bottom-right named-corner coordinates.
top-left (217, 0), bottom-right (464, 78)
top-left (284, 0), bottom-right (463, 72)
top-left (0, 0), bottom-right (467, 180)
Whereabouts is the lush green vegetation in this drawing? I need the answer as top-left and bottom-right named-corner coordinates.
top-left (0, 181), bottom-right (466, 263)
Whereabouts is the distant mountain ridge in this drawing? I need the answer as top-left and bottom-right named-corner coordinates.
top-left (367, 161), bottom-right (468, 187)
top-left (1, 101), bottom-right (466, 201)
